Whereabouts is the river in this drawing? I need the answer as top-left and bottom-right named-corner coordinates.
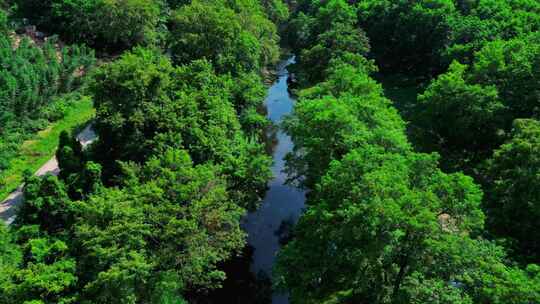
top-left (243, 57), bottom-right (306, 304)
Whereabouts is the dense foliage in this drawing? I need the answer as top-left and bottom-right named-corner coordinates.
top-left (283, 57), bottom-right (410, 188)
top-left (1, 0), bottom-right (539, 303)
top-left (89, 47), bottom-right (272, 209)
top-left (284, 0), bottom-right (540, 270)
top-left (284, 0), bottom-right (369, 84)
top-left (276, 0), bottom-right (540, 303)
top-left (0, 32), bottom-right (94, 173)
top-left (402, 3), bottom-right (540, 265)
top-left (357, 0), bottom-right (540, 75)
top-left (0, 0), bottom-right (280, 302)
top-left (485, 119), bottom-right (540, 262)
top-left (169, 0), bottom-right (280, 75)
top-left (14, 0), bottom-right (163, 50)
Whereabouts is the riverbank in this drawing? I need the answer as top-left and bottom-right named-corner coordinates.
top-left (0, 97), bottom-right (95, 202)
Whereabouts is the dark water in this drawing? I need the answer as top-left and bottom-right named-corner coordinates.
top-left (201, 57), bottom-right (305, 304)
top-left (243, 57), bottom-right (306, 304)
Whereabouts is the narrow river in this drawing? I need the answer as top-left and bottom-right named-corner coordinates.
top-left (243, 57), bottom-right (306, 304)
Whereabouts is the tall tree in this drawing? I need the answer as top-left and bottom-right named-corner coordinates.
top-left (74, 149), bottom-right (246, 302)
top-left (358, 0), bottom-right (457, 75)
top-left (169, 0), bottom-right (279, 75)
top-left (485, 119), bottom-right (540, 263)
top-left (471, 32), bottom-right (540, 119)
top-left (416, 61), bottom-right (506, 171)
top-left (275, 147), bottom-right (494, 304)
top-left (283, 60), bottom-right (410, 188)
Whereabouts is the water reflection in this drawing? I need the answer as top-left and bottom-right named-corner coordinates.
top-left (244, 57), bottom-right (306, 304)
top-left (202, 246), bottom-right (272, 304)
top-left (206, 57), bottom-right (305, 304)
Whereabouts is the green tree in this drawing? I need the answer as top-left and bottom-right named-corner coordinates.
top-left (283, 11), bottom-right (316, 54)
top-left (90, 48), bottom-right (271, 209)
top-left (297, 22), bottom-right (369, 84)
top-left (0, 34), bottom-right (94, 173)
top-left (13, 0), bottom-right (53, 24)
top-left (89, 47), bottom-right (176, 168)
top-left (283, 61), bottom-right (410, 188)
top-left (444, 13), bottom-right (498, 64)
top-left (20, 0), bottom-right (163, 50)
top-left (275, 147), bottom-right (486, 304)
top-left (230, 71), bottom-right (269, 135)
top-left (15, 175), bottom-right (76, 235)
top-left (169, 0), bottom-right (278, 75)
top-left (285, 0), bottom-right (369, 84)
top-left (358, 0), bottom-right (457, 75)
top-left (75, 149), bottom-right (246, 302)
top-left (0, 229), bottom-right (77, 304)
top-left (227, 0), bottom-right (281, 68)
top-left (261, 0), bottom-right (289, 24)
top-left (0, 223), bottom-right (22, 304)
top-left (485, 119), bottom-right (540, 263)
top-left (57, 130), bottom-right (83, 180)
top-left (416, 61), bottom-right (505, 170)
top-left (471, 32), bottom-right (540, 119)
top-left (403, 235), bottom-right (540, 304)
top-left (0, 8), bottom-right (8, 33)
top-left (471, 0), bottom-right (540, 39)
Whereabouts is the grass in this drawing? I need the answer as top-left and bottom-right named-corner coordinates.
top-left (0, 97), bottom-right (95, 202)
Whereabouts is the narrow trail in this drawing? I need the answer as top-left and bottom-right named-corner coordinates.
top-left (0, 125), bottom-right (96, 224)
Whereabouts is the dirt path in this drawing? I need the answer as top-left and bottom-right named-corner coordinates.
top-left (0, 125), bottom-right (96, 224)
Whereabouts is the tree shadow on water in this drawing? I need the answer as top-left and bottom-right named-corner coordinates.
top-left (198, 245), bottom-right (272, 304)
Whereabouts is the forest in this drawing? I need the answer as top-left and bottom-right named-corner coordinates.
top-left (0, 0), bottom-right (539, 303)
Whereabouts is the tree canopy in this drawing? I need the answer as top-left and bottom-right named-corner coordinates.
top-left (0, 31), bottom-right (94, 180)
top-left (485, 119), bottom-right (540, 263)
top-left (169, 0), bottom-right (279, 75)
top-left (1, 0), bottom-right (539, 303)
top-left (277, 1), bottom-right (540, 303)
top-left (0, 1), bottom-right (282, 302)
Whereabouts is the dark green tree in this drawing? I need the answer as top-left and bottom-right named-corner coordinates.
top-left (16, 0), bottom-right (162, 50)
top-left (358, 0), bottom-right (457, 75)
top-left (416, 61), bottom-right (506, 171)
top-left (57, 130), bottom-right (83, 180)
top-left (471, 32), bottom-right (540, 119)
top-left (0, 226), bottom-right (78, 304)
top-left (169, 0), bottom-right (279, 75)
top-left (0, 34), bottom-right (94, 173)
top-left (485, 119), bottom-right (540, 263)
top-left (275, 148), bottom-right (490, 304)
top-left (16, 175), bottom-right (76, 235)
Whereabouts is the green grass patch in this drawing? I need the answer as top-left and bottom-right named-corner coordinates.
top-left (0, 97), bottom-right (95, 201)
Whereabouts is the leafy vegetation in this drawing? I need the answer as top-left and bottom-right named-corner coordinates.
top-left (275, 0), bottom-right (540, 303)
top-left (169, 0), bottom-right (280, 75)
top-left (0, 34), bottom-right (94, 170)
top-left (0, 25), bottom-right (95, 199)
top-left (14, 0), bottom-right (163, 50)
top-left (485, 119), bottom-right (540, 263)
top-left (0, 96), bottom-right (94, 201)
top-left (1, 0), bottom-right (539, 303)
top-left (357, 0), bottom-right (540, 76)
top-left (1, 0), bottom-right (280, 302)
